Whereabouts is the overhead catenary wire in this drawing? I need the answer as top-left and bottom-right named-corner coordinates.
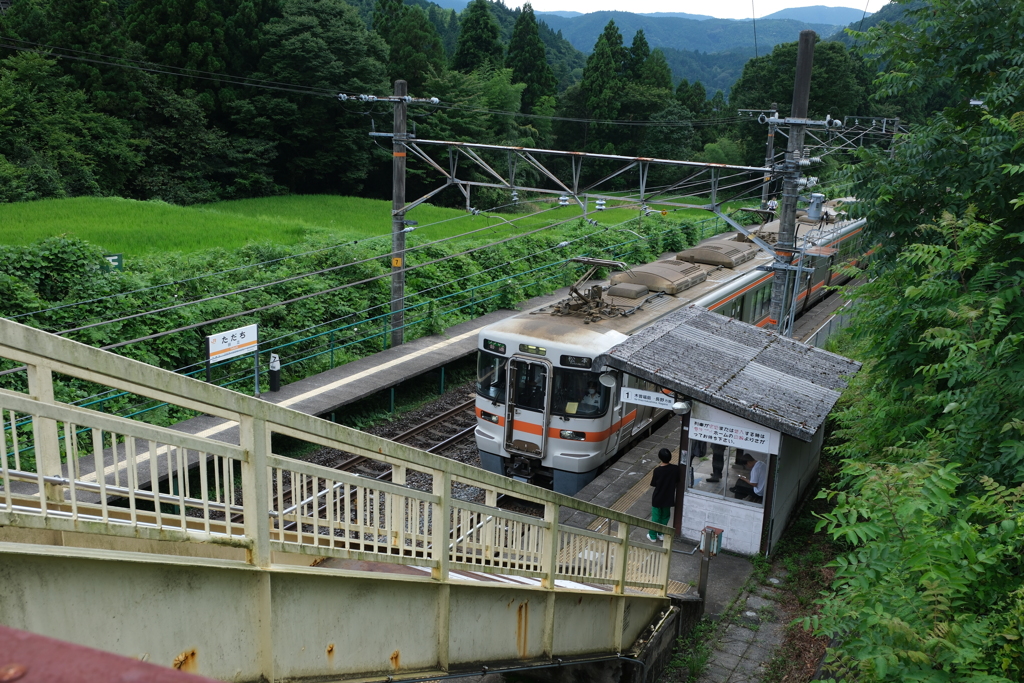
top-left (70, 210), bottom-right (693, 413)
top-left (57, 206), bottom-right (680, 413)
top-left (10, 196), bottom-right (534, 322)
top-left (93, 205), bottom-right (629, 351)
top-left (42, 201), bottom-right (562, 337)
top-left (0, 35), bottom-right (748, 130)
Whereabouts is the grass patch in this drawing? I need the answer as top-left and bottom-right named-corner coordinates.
top-left (0, 194), bottom-right (752, 256)
top-left (0, 197), bottom-right (312, 255)
top-left (666, 618), bottom-right (717, 682)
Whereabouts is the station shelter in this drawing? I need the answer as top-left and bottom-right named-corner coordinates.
top-left (592, 305), bottom-right (861, 556)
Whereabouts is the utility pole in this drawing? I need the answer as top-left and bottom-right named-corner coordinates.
top-left (391, 80), bottom-right (408, 348)
top-left (761, 103), bottom-right (778, 210)
top-left (767, 31), bottom-right (815, 334)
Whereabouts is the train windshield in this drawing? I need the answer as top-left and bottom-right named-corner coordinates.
top-left (551, 369), bottom-right (609, 418)
top-left (476, 351), bottom-right (508, 403)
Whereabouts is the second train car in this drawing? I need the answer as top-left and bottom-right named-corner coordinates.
top-left (474, 201), bottom-right (866, 494)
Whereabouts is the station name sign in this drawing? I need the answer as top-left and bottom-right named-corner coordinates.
top-left (207, 324), bottom-right (258, 363)
top-left (620, 387), bottom-right (675, 409)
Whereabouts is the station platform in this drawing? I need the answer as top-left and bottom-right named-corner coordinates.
top-left (171, 287), bottom-right (572, 446)
top-left (559, 418), bottom-right (755, 616)
top-left (42, 287), bottom-right (572, 497)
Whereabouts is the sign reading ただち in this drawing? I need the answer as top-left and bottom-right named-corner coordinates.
top-left (208, 324), bottom-right (258, 362)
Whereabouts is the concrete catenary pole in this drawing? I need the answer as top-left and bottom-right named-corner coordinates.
top-left (760, 103), bottom-right (778, 210)
top-left (766, 31), bottom-right (815, 334)
top-left (390, 80), bottom-right (408, 348)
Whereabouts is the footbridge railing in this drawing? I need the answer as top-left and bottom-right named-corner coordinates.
top-left (0, 317), bottom-right (673, 682)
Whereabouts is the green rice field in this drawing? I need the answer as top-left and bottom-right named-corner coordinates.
top-left (0, 194), bottom-right (736, 257)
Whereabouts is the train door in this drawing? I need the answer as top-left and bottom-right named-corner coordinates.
top-left (504, 357), bottom-right (552, 459)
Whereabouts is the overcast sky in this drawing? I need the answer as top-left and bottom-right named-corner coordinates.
top-left (508, 1), bottom-right (874, 21)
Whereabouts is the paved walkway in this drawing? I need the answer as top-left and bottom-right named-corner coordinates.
top-left (696, 588), bottom-right (785, 683)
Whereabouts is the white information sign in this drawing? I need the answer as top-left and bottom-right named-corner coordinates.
top-left (620, 387), bottom-right (675, 409)
top-left (208, 324), bottom-right (258, 363)
top-left (691, 419), bottom-right (771, 450)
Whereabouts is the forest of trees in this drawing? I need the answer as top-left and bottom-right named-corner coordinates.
top-left (2, 0), bottom-right (1023, 678)
top-left (0, 0), bottom-right (919, 208)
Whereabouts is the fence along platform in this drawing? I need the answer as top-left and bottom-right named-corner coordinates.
top-left (0, 317), bottom-right (672, 681)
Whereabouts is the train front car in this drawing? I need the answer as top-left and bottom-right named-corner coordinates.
top-left (473, 201), bottom-right (869, 495)
top-left (474, 318), bottom-right (628, 494)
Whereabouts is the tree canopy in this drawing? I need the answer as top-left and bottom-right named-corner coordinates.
top-left (451, 0), bottom-right (503, 73)
top-left (505, 3), bottom-right (555, 115)
top-left (809, 0), bottom-right (1024, 678)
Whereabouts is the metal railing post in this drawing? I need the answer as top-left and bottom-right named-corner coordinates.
top-left (432, 470), bottom-right (451, 581)
top-left (543, 502), bottom-right (560, 658)
top-left (659, 534), bottom-right (673, 597)
top-left (612, 521), bottom-right (630, 652)
top-left (240, 415), bottom-right (271, 568)
top-left (26, 363), bottom-right (63, 503)
top-left (433, 469), bottom-right (452, 672)
top-left (613, 521), bottom-right (629, 594)
top-left (542, 502), bottom-right (560, 588)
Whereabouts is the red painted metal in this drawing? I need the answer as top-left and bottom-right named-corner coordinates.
top-left (0, 625), bottom-right (219, 682)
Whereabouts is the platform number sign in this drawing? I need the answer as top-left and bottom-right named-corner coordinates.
top-left (620, 387), bottom-right (675, 409)
top-left (207, 324), bottom-right (258, 363)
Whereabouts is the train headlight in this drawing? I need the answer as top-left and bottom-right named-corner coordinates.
top-left (481, 411), bottom-right (500, 424)
top-left (560, 430), bottom-right (586, 441)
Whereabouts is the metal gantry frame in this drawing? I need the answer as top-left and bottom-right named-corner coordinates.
top-left (400, 138), bottom-right (783, 257)
top-left (380, 69), bottom-right (905, 339)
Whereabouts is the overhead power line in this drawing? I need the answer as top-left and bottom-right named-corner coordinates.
top-left (0, 35), bottom-right (745, 129)
top-left (47, 201), bottom-right (561, 337)
top-left (95, 204), bottom-right (656, 351)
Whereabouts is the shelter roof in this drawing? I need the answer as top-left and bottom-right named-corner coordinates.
top-left (592, 306), bottom-right (861, 441)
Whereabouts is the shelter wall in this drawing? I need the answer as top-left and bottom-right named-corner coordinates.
top-left (767, 427), bottom-right (824, 554)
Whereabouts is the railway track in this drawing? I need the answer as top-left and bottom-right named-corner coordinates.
top-left (258, 398), bottom-right (478, 528)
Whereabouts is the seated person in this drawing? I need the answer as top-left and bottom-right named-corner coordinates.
top-left (730, 457), bottom-right (766, 502)
top-left (580, 382), bottom-right (601, 410)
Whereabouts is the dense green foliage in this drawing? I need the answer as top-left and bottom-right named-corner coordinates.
top-left (505, 4), bottom-right (555, 116)
top-left (806, 1), bottom-right (1024, 679)
top-left (0, 205), bottom-right (729, 419)
top-left (450, 0), bottom-right (502, 73)
top-left (0, 0), bottom-right (919, 209)
top-left (812, 460), bottom-right (1024, 682)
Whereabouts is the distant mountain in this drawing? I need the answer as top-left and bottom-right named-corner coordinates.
top-left (660, 46), bottom-right (755, 95)
top-left (828, 1), bottom-right (922, 45)
top-left (759, 5), bottom-right (867, 25)
top-left (536, 11), bottom-right (841, 56)
top-left (638, 12), bottom-right (716, 20)
top-left (429, 0), bottom-right (468, 10)
top-left (535, 10), bottom-right (583, 18)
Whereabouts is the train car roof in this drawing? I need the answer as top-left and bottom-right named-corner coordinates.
top-left (478, 216), bottom-right (866, 352)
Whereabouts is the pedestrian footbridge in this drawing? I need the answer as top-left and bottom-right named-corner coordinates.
top-left (0, 318), bottom-right (673, 682)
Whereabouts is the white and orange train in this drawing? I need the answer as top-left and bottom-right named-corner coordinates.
top-left (474, 202), bottom-right (868, 494)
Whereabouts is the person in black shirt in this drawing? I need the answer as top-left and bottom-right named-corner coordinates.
top-left (649, 448), bottom-right (680, 541)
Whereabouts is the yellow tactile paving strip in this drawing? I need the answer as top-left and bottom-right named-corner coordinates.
top-left (570, 450), bottom-right (692, 596)
top-left (587, 449), bottom-right (680, 531)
